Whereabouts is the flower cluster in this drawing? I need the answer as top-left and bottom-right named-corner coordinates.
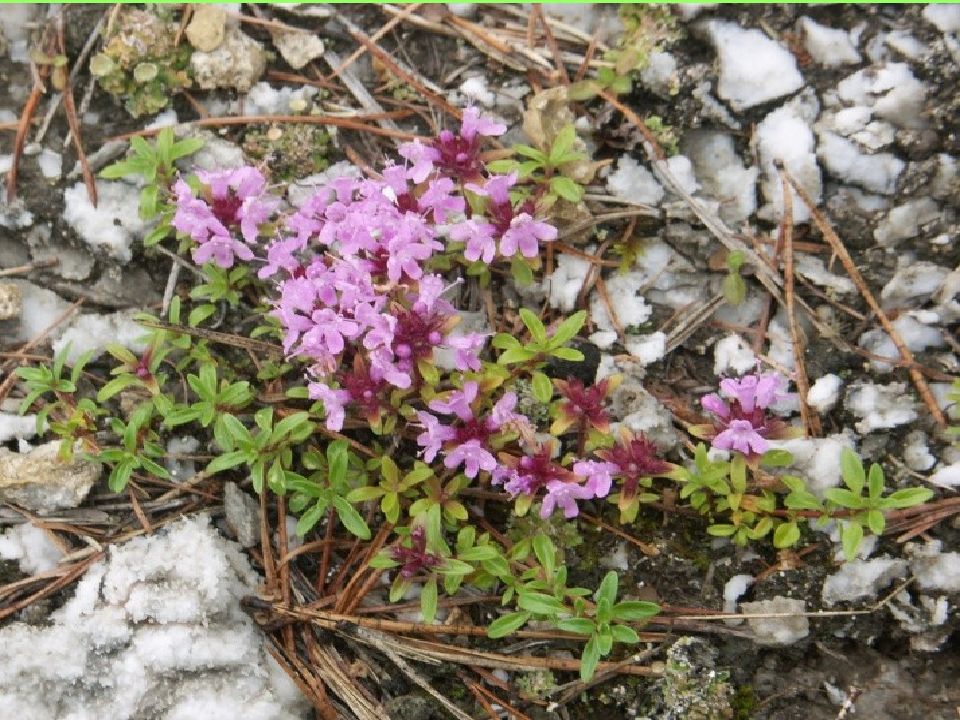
top-left (696, 370), bottom-right (795, 457)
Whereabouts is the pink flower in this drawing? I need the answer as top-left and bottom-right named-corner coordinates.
top-left (700, 393), bottom-right (729, 419)
top-left (429, 381), bottom-right (479, 421)
top-left (499, 213), bottom-right (558, 258)
top-left (444, 439), bottom-right (497, 478)
top-left (398, 139), bottom-right (438, 184)
top-left (459, 106), bottom-right (506, 141)
top-left (449, 219), bottom-right (497, 264)
top-left (719, 372), bottom-right (789, 413)
top-left (415, 411), bottom-right (456, 463)
top-left (308, 382), bottom-right (351, 432)
top-left (573, 460), bottom-right (617, 498)
top-left (713, 419), bottom-right (770, 455)
top-left (192, 235), bottom-right (255, 268)
top-left (445, 332), bottom-right (487, 372)
top-left (540, 480), bottom-right (595, 519)
top-left (418, 177), bottom-right (465, 223)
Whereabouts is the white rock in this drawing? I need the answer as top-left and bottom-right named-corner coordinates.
top-left (543, 250), bottom-right (591, 312)
top-left (460, 76), bottom-right (496, 107)
top-left (664, 155), bottom-right (700, 196)
top-left (817, 131), bottom-right (904, 194)
top-left (906, 541), bottom-right (960, 592)
top-left (0, 413), bottom-right (39, 443)
top-left (880, 262), bottom-right (950, 309)
top-left (683, 130), bottom-right (758, 224)
top-left (190, 27), bottom-right (266, 93)
top-left (723, 574), bottom-right (754, 616)
top-left (845, 382), bottom-right (918, 434)
top-left (705, 21), bottom-right (803, 112)
top-left (52, 311), bottom-right (149, 364)
top-left (625, 332), bottom-right (666, 365)
top-left (740, 597), bottom-right (809, 644)
top-left (601, 542), bottom-right (630, 571)
top-left (756, 101), bottom-right (821, 222)
top-left (243, 82), bottom-right (317, 116)
top-left (768, 435), bottom-right (854, 495)
top-left (798, 17), bottom-right (861, 66)
top-left (0, 516), bottom-right (309, 719)
top-left (590, 272), bottom-right (652, 331)
top-left (923, 4), bottom-right (960, 34)
top-left (714, 334), bottom-right (756, 376)
top-left (807, 374), bottom-right (842, 413)
top-left (4, 280), bottom-right (71, 344)
top-left (927, 462), bottom-right (960, 489)
top-left (447, 3), bottom-right (476, 18)
top-left (607, 156), bottom-right (664, 205)
top-left (874, 198), bottom-right (940, 247)
top-left (836, 63), bottom-right (928, 129)
top-left (63, 180), bottom-right (146, 262)
top-left (0, 440), bottom-right (100, 513)
top-left (822, 556), bottom-right (909, 605)
top-left (903, 431), bottom-right (936, 472)
top-left (639, 51), bottom-right (678, 96)
top-left (794, 255), bottom-right (855, 295)
top-left (36, 148), bottom-right (62, 179)
top-left (0, 522), bottom-right (63, 574)
top-left (883, 31), bottom-right (927, 60)
top-left (288, 162), bottom-right (362, 208)
top-left (270, 28), bottom-right (325, 70)
top-left (858, 314), bottom-right (943, 372)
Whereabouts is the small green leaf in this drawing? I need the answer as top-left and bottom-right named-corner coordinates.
top-left (881, 487), bottom-right (933, 508)
top-left (773, 521), bottom-right (801, 549)
top-left (497, 346), bottom-right (538, 365)
top-left (580, 635), bottom-right (601, 681)
top-left (557, 617), bottom-right (595, 635)
top-left (549, 175), bottom-right (583, 202)
top-left (595, 571), bottom-right (618, 606)
top-left (611, 600), bottom-right (660, 621)
top-left (487, 611), bottom-right (531, 638)
top-left (206, 450), bottom-right (247, 475)
top-left (760, 449), bottom-right (794, 467)
top-left (510, 256), bottom-right (534, 286)
top-left (824, 488), bottom-right (864, 509)
top-left (840, 448), bottom-right (866, 494)
top-left (519, 308), bottom-right (548, 344)
top-left (610, 624), bottom-right (640, 644)
top-left (866, 509), bottom-right (885, 536)
top-left (531, 371), bottom-right (553, 403)
top-left (420, 577), bottom-right (438, 624)
top-left (332, 495), bottom-right (371, 540)
top-left (458, 545), bottom-right (499, 562)
top-left (549, 347), bottom-right (584, 362)
top-left (549, 310), bottom-right (587, 348)
top-left (518, 592), bottom-right (566, 616)
top-left (840, 521), bottom-right (864, 561)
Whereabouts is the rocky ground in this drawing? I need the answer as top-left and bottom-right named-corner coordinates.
top-left (0, 4), bottom-right (959, 720)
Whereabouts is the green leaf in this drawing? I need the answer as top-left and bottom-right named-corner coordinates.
top-left (347, 486), bottom-right (385, 502)
top-left (420, 578), bottom-right (438, 624)
top-left (327, 440), bottom-right (349, 486)
top-left (760, 449), bottom-right (794, 467)
top-left (296, 502), bottom-right (326, 536)
top-left (611, 600), bottom-right (660, 621)
top-left (532, 533), bottom-right (556, 577)
top-left (773, 521), bottom-right (800, 549)
top-left (840, 521), bottom-right (864, 561)
top-left (510, 256), bottom-right (534, 286)
top-left (706, 524), bottom-right (737, 537)
top-left (549, 310), bottom-right (587, 348)
top-left (332, 495), bottom-right (370, 540)
top-left (824, 488), bottom-right (864, 509)
top-left (519, 308), bottom-right (548, 344)
top-left (868, 463), bottom-right (885, 500)
top-left (549, 175), bottom-right (583, 203)
top-left (531, 371), bottom-right (553, 403)
top-left (557, 617), bottom-right (595, 635)
top-left (492, 333), bottom-right (522, 350)
top-left (840, 448), bottom-right (866, 494)
top-left (487, 611), bottom-right (531, 638)
top-left (437, 558), bottom-right (474, 576)
top-left (881, 487), bottom-right (933, 509)
top-left (518, 592), bottom-right (566, 616)
top-left (567, 80), bottom-right (602, 101)
top-left (206, 451), bottom-right (247, 475)
top-left (595, 571), bottom-right (618, 606)
top-left (458, 545), bottom-right (499, 562)
top-left (549, 347), bottom-right (584, 362)
top-left (548, 125), bottom-right (578, 165)
top-left (514, 144), bottom-right (548, 163)
top-left (497, 346), bottom-right (538, 365)
top-left (610, 624), bottom-right (640, 644)
top-left (866, 509), bottom-right (885, 536)
top-left (580, 635), bottom-right (601, 681)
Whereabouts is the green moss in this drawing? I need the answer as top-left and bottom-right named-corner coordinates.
top-left (242, 124), bottom-right (332, 181)
top-left (731, 685), bottom-right (756, 720)
top-left (90, 7), bottom-right (191, 118)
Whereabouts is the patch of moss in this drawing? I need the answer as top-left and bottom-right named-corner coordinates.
top-left (242, 124), bottom-right (331, 181)
top-left (90, 7), bottom-right (191, 118)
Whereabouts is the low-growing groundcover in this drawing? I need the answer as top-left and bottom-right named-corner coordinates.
top-left (5, 3), bottom-right (960, 718)
top-left (16, 112), bottom-right (938, 707)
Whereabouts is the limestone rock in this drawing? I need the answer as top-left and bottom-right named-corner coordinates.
top-left (0, 440), bottom-right (100, 513)
top-left (185, 5), bottom-right (227, 52)
top-left (270, 28), bottom-right (325, 70)
top-left (190, 27), bottom-right (265, 93)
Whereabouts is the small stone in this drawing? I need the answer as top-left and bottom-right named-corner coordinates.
top-left (270, 28), bottom-right (325, 70)
top-left (190, 27), bottom-right (266, 93)
top-left (0, 440), bottom-right (100, 513)
top-left (223, 482), bottom-right (261, 548)
top-left (740, 597), bottom-right (809, 645)
top-left (0, 282), bottom-right (22, 320)
top-left (185, 5), bottom-right (227, 52)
